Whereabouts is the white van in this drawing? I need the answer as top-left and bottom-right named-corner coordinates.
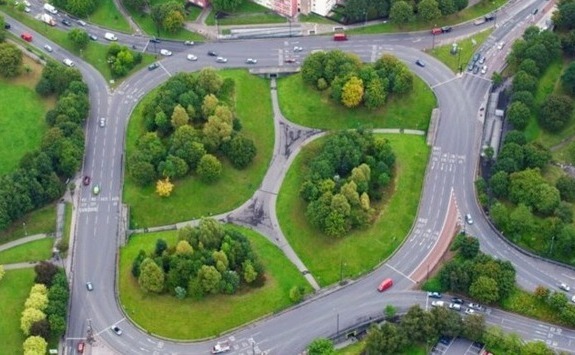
top-left (104, 32), bottom-right (118, 41)
top-left (43, 3), bottom-right (58, 15)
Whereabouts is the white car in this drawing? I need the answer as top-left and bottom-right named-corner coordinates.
top-left (572, 295), bottom-right (575, 303)
top-left (480, 65), bottom-right (487, 75)
top-left (99, 117), bottom-right (106, 127)
top-left (465, 308), bottom-right (476, 315)
top-left (211, 341), bottom-right (230, 354)
top-left (160, 49), bottom-right (172, 56)
top-left (246, 58), bottom-right (257, 64)
top-left (431, 301), bottom-right (445, 307)
top-left (111, 325), bottom-right (122, 335)
top-left (215, 56), bottom-right (228, 63)
top-left (24, 7), bottom-right (31, 13)
top-left (104, 32), bottom-right (118, 41)
top-left (465, 213), bottom-right (473, 225)
top-left (62, 58), bottom-right (74, 67)
top-left (43, 44), bottom-right (53, 52)
top-left (184, 40), bottom-right (195, 46)
top-left (449, 303), bottom-right (461, 311)
top-left (559, 282), bottom-right (571, 292)
top-left (497, 41), bottom-right (505, 50)
top-left (186, 54), bottom-right (198, 61)
top-left (293, 46), bottom-right (303, 52)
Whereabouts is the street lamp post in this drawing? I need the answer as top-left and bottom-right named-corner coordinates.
top-left (364, 11), bottom-right (367, 26)
top-left (457, 47), bottom-right (462, 73)
top-left (23, 222), bottom-right (27, 236)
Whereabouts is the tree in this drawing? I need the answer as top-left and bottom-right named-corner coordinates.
top-left (390, 1), bottom-right (414, 26)
top-left (364, 322), bottom-right (407, 354)
top-left (533, 183), bottom-right (561, 215)
top-left (341, 76), bottom-right (364, 108)
top-left (364, 78), bottom-right (387, 109)
top-left (138, 258), bottom-right (165, 293)
top-left (561, 30), bottom-right (575, 57)
top-left (169, 126), bottom-right (205, 169)
top-left (556, 175), bottom-right (575, 202)
top-left (554, 2), bottom-right (575, 30)
top-left (523, 143), bottom-right (551, 169)
top-left (469, 276), bottom-right (499, 304)
top-left (512, 71), bottom-right (537, 93)
top-left (431, 306), bottom-right (462, 338)
top-left (198, 67), bottom-right (224, 94)
top-left (25, 292), bottom-right (49, 311)
top-left (67, 29), bottom-right (89, 49)
top-left (0, 265), bottom-right (4, 283)
top-left (171, 104), bottom-right (189, 128)
top-left (521, 341), bottom-right (556, 355)
top-left (511, 91), bottom-right (535, 108)
top-left (163, 9), bottom-right (185, 33)
top-left (506, 101), bottom-right (531, 130)
top-left (461, 315), bottom-right (485, 342)
top-left (197, 154), bottom-right (222, 183)
top-left (34, 262), bottom-right (59, 286)
top-left (198, 265), bottom-right (222, 294)
top-left (518, 58), bottom-right (540, 78)
top-left (438, 0), bottom-right (458, 15)
top-left (490, 171), bottom-right (509, 198)
top-left (21, 308), bottom-right (46, 335)
top-left (23, 335), bottom-right (47, 355)
top-left (418, 0), bottom-right (442, 21)
top-left (562, 62), bottom-right (575, 94)
top-left (211, 0), bottom-right (244, 12)
top-left (223, 135), bottom-right (256, 169)
top-left (307, 338), bottom-right (335, 355)
top-left (538, 94), bottom-right (573, 132)
top-left (399, 305), bottom-right (434, 343)
top-left (155, 239), bottom-right (167, 256)
top-left (242, 260), bottom-right (258, 283)
top-left (175, 240), bottom-right (194, 255)
top-left (29, 319), bottom-right (51, 339)
top-left (0, 42), bottom-right (22, 78)
top-left (155, 177), bottom-right (174, 197)
top-left (459, 235), bottom-right (480, 259)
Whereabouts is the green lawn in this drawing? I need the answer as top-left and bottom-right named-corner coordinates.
top-left (123, 70), bottom-right (274, 228)
top-left (300, 13), bottom-right (339, 25)
top-left (61, 202), bottom-right (73, 257)
top-left (86, 0), bottom-right (131, 33)
top-left (119, 225), bottom-right (311, 339)
top-left (205, 1), bottom-right (286, 26)
top-left (0, 268), bottom-right (36, 355)
top-left (337, 340), bottom-right (426, 354)
top-left (277, 134), bottom-right (430, 286)
top-left (428, 29), bottom-right (493, 73)
top-left (187, 5), bottom-right (203, 22)
top-left (347, 0), bottom-right (507, 35)
top-left (277, 74), bottom-right (436, 130)
top-left (0, 82), bottom-right (49, 176)
top-left (0, 204), bottom-right (56, 245)
top-left (0, 237), bottom-right (53, 264)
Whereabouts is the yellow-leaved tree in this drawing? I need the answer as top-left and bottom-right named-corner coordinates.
top-left (341, 76), bottom-right (364, 108)
top-left (156, 177), bottom-right (174, 197)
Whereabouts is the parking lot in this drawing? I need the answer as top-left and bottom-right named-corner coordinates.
top-left (432, 337), bottom-right (487, 355)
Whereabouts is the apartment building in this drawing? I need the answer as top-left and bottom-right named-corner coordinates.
top-left (188, 0), bottom-right (336, 18)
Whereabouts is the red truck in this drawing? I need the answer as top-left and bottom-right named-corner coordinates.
top-left (333, 33), bottom-right (348, 41)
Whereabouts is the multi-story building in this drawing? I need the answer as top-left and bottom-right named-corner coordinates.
top-left (187, 0), bottom-right (336, 18)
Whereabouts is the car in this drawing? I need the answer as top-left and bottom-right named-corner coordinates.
top-left (485, 13), bottom-right (495, 21)
top-left (82, 176), bottom-right (91, 186)
top-left (377, 278), bottom-right (393, 292)
top-left (77, 20), bottom-right (87, 26)
top-left (439, 336), bottom-right (452, 345)
top-left (293, 46), bottom-right (303, 52)
top-left (4, 23), bottom-right (11, 29)
top-left (428, 292), bottom-right (442, 298)
top-left (92, 185), bottom-right (100, 195)
top-left (86, 282), bottom-right (94, 291)
top-left (246, 58), bottom-right (257, 64)
top-left (61, 19), bottom-right (72, 26)
top-left (473, 65), bottom-right (480, 74)
top-left (415, 59), bottom-right (426, 67)
top-left (99, 117), bottom-right (106, 127)
top-left (24, 7), bottom-right (31, 13)
top-left (284, 58), bottom-right (297, 63)
top-left (184, 40), bottom-right (195, 46)
top-left (451, 297), bottom-right (464, 304)
top-left (215, 56), bottom-right (228, 63)
top-left (481, 65), bottom-right (487, 75)
top-left (441, 26), bottom-right (452, 33)
top-left (478, 56), bottom-right (486, 65)
top-left (497, 41), bottom-right (505, 50)
top-left (89, 34), bottom-right (98, 41)
top-left (23, 0), bottom-right (30, 6)
top-left (148, 62), bottom-right (160, 71)
top-left (62, 58), bottom-right (74, 67)
top-left (465, 213), bottom-right (473, 224)
top-left (468, 303), bottom-right (482, 310)
top-left (150, 37), bottom-right (161, 43)
top-left (211, 341), bottom-right (230, 354)
top-left (572, 295), bottom-right (575, 303)
top-left (111, 325), bottom-right (122, 335)
top-left (559, 282), bottom-right (571, 292)
top-left (186, 54), bottom-right (198, 61)
top-left (104, 32), bottom-right (118, 41)
top-left (431, 300), bottom-right (445, 307)
top-left (43, 44), bottom-right (53, 52)
top-left (207, 51), bottom-right (218, 56)
top-left (465, 308), bottom-right (476, 315)
top-left (160, 49), bottom-right (172, 56)
top-left (449, 303), bottom-right (462, 311)
top-left (77, 341), bottom-right (85, 353)
top-left (472, 53), bottom-right (481, 63)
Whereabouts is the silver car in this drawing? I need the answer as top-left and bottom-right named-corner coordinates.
top-left (215, 56), bottom-right (228, 63)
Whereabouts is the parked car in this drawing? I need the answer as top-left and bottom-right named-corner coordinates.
top-left (207, 50), bottom-right (218, 56)
top-left (111, 325), bottom-right (122, 335)
top-left (451, 297), bottom-right (464, 304)
top-left (478, 56), bottom-right (486, 65)
top-left (559, 282), bottom-right (571, 292)
top-left (431, 300), bottom-right (445, 307)
top-left (441, 26), bottom-right (452, 33)
top-left (211, 341), bottom-right (230, 354)
top-left (77, 19), bottom-right (87, 26)
top-left (416, 59), bottom-right (426, 67)
top-left (24, 7), bottom-right (31, 13)
top-left (497, 41), bottom-right (505, 50)
top-left (43, 44), bottom-right (53, 52)
top-left (468, 303), bottom-right (482, 310)
top-left (465, 308), bottom-right (476, 315)
top-left (61, 19), bottom-right (72, 26)
top-left (86, 282), bottom-right (94, 291)
top-left (439, 336), bottom-right (452, 345)
top-left (284, 58), bottom-right (296, 63)
top-left (481, 65), bottom-right (487, 75)
top-left (148, 62), bottom-right (160, 71)
top-left (187, 54), bottom-right (198, 61)
top-left (184, 40), bottom-right (195, 46)
top-left (215, 56), bottom-right (228, 63)
top-left (82, 176), bottom-right (91, 186)
top-left (4, 23), bottom-right (11, 29)
top-left (246, 58), bottom-right (257, 64)
top-left (428, 292), bottom-right (442, 298)
top-left (160, 49), bottom-right (172, 56)
top-left (449, 303), bottom-right (461, 311)
top-left (472, 53), bottom-right (481, 63)
top-left (77, 341), bottom-right (85, 353)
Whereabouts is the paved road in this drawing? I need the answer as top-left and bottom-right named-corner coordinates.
top-left (5, 0), bottom-right (575, 353)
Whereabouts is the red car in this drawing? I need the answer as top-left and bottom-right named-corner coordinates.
top-left (377, 278), bottom-right (393, 292)
top-left (77, 341), bottom-right (85, 353)
top-left (82, 176), bottom-right (91, 186)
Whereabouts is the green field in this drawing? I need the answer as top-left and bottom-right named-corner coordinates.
top-left (124, 70), bottom-right (274, 228)
top-left (205, 1), bottom-right (286, 26)
top-left (277, 74), bottom-right (436, 130)
top-left (0, 204), bottom-right (56, 245)
top-left (428, 29), bottom-right (493, 73)
top-left (119, 226), bottom-right (311, 339)
top-left (0, 268), bottom-right (36, 355)
top-left (277, 134), bottom-right (430, 286)
top-left (0, 237), bottom-right (53, 264)
top-left (0, 82), bottom-right (49, 175)
top-left (85, 0), bottom-right (131, 32)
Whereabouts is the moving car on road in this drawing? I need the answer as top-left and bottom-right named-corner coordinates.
top-left (212, 341), bottom-right (230, 353)
top-left (207, 50), bottom-right (218, 56)
top-left (82, 176), bottom-right (91, 186)
top-left (293, 46), bottom-right (303, 52)
top-left (246, 58), bottom-right (257, 64)
top-left (465, 213), bottom-right (473, 224)
top-left (63, 58), bottom-right (75, 67)
top-left (416, 59), bottom-right (426, 67)
top-left (160, 49), bottom-right (172, 56)
top-left (148, 62), bottom-right (160, 71)
top-left (559, 282), bottom-right (571, 292)
top-left (99, 117), bottom-right (106, 127)
top-left (184, 40), bottom-right (195, 46)
top-left (377, 278), bottom-right (393, 292)
top-left (43, 44), bottom-right (53, 52)
top-left (86, 282), bottom-right (93, 291)
top-left (61, 19), bottom-right (72, 26)
top-left (111, 325), bottom-right (122, 335)
top-left (92, 185), bottom-right (100, 195)
top-left (187, 54), bottom-right (198, 61)
top-left (215, 56), bottom-right (228, 63)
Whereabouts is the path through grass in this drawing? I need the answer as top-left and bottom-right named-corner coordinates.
top-left (0, 237), bottom-right (53, 264)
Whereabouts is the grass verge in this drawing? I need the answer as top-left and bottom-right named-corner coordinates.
top-left (347, 0), bottom-right (506, 35)
top-left (277, 134), bottom-right (429, 286)
top-left (61, 202), bottom-right (72, 258)
top-left (277, 74), bottom-right (436, 130)
top-left (205, 1), bottom-right (285, 26)
top-left (0, 237), bottom-right (53, 264)
top-left (0, 268), bottom-right (36, 355)
top-left (123, 70), bottom-right (274, 228)
top-left (85, 0), bottom-right (131, 32)
top-left (427, 29), bottom-right (493, 73)
top-left (119, 225), bottom-right (311, 339)
top-left (0, 204), bottom-right (56, 245)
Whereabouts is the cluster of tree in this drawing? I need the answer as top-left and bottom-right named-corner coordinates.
top-left (1, 61), bottom-right (87, 231)
top-left (50, 0), bottom-right (98, 18)
top-left (68, 29), bottom-right (90, 50)
top-left (0, 265), bottom-right (4, 282)
top-left (438, 234), bottom-right (516, 304)
top-left (533, 285), bottom-right (575, 327)
top-left (389, 0), bottom-right (469, 25)
top-left (506, 26), bottom-right (569, 132)
top-left (0, 42), bottom-right (23, 78)
top-left (0, 15), bottom-right (6, 42)
top-left (302, 51), bottom-right (414, 109)
top-left (553, 0), bottom-right (575, 56)
top-left (300, 130), bottom-right (395, 237)
top-left (131, 219), bottom-right (265, 299)
top-left (107, 44), bottom-right (143, 78)
top-left (128, 69), bottom-right (256, 189)
top-left (150, 1), bottom-right (186, 34)
top-left (20, 262), bottom-right (69, 354)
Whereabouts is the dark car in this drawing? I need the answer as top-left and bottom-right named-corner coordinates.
top-left (207, 51), bottom-right (218, 56)
top-left (148, 62), bottom-right (160, 71)
top-left (473, 65), bottom-right (480, 74)
top-left (415, 59), bottom-right (426, 67)
top-left (439, 336), bottom-right (452, 345)
top-left (61, 19), bottom-right (72, 26)
top-left (485, 13), bottom-right (495, 21)
top-left (451, 297), bottom-right (464, 304)
top-left (472, 53), bottom-right (481, 63)
top-left (284, 58), bottom-right (296, 63)
top-left (82, 176), bottom-right (91, 186)
top-left (428, 291), bottom-right (442, 298)
top-left (150, 37), bottom-right (161, 43)
top-left (4, 23), bottom-right (11, 29)
top-left (441, 26), bottom-right (452, 33)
